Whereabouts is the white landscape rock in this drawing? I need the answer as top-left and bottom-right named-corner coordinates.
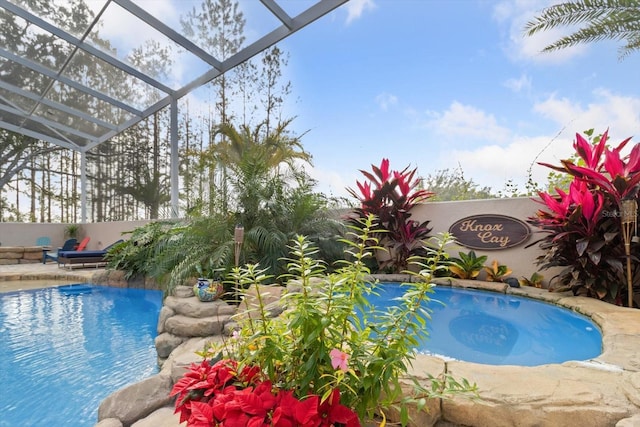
top-left (164, 296), bottom-right (235, 318)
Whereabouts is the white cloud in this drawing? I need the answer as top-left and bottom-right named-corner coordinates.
top-left (375, 92), bottom-right (398, 111)
top-left (345, 0), bottom-right (376, 24)
top-left (96, 1), bottom-right (178, 52)
top-left (304, 164), bottom-right (354, 199)
top-left (449, 135), bottom-right (575, 192)
top-left (438, 90), bottom-right (640, 192)
top-left (533, 89), bottom-right (640, 140)
top-left (504, 74), bottom-right (532, 94)
top-left (493, 0), bottom-right (588, 65)
top-left (422, 102), bottom-right (512, 143)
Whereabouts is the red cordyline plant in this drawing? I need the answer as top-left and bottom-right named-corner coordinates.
top-left (171, 358), bottom-right (359, 427)
top-left (529, 129), bottom-right (640, 305)
top-left (346, 158), bottom-right (434, 273)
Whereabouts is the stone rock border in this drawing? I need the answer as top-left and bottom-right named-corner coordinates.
top-left (96, 277), bottom-right (640, 427)
top-left (424, 277), bottom-right (640, 426)
top-left (0, 246), bottom-right (44, 265)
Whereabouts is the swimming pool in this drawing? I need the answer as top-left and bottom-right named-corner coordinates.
top-left (0, 284), bottom-right (163, 427)
top-left (367, 283), bottom-right (602, 366)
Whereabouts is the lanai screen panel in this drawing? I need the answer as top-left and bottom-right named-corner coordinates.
top-left (0, 0), bottom-right (348, 152)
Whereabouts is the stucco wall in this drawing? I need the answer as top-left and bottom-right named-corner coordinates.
top-left (81, 220), bottom-right (150, 250)
top-left (0, 197), bottom-right (555, 285)
top-left (0, 220), bottom-right (150, 250)
top-left (0, 223), bottom-right (66, 248)
top-left (411, 197), bottom-right (550, 283)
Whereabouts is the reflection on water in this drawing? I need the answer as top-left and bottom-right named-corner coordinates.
top-left (448, 313), bottom-right (518, 356)
top-left (366, 284), bottom-right (602, 366)
top-left (0, 285), bottom-right (162, 426)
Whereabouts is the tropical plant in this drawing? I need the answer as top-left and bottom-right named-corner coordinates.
top-left (212, 121), bottom-right (344, 278)
top-left (449, 250), bottom-right (488, 280)
top-left (105, 220), bottom-right (178, 280)
top-left (213, 119), bottom-right (310, 172)
top-left (172, 217), bottom-right (476, 426)
top-left (64, 224), bottom-right (80, 239)
top-left (423, 166), bottom-right (494, 201)
top-left (528, 129), bottom-right (640, 305)
top-left (346, 158), bottom-right (434, 273)
top-left (157, 215), bottom-right (237, 292)
top-left (108, 118), bottom-right (344, 291)
top-left (483, 260), bottom-right (513, 282)
top-left (519, 272), bottom-right (545, 288)
top-left (524, 0), bottom-right (640, 59)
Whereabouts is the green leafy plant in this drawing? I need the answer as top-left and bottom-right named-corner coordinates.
top-left (176, 215), bottom-right (476, 426)
top-left (346, 158), bottom-right (434, 273)
top-left (108, 121), bottom-right (344, 293)
top-left (519, 272), bottom-right (545, 288)
top-left (64, 224), bottom-right (80, 239)
top-left (105, 220), bottom-right (176, 279)
top-left (449, 250), bottom-right (488, 280)
top-left (528, 129), bottom-right (640, 305)
top-left (483, 260), bottom-right (512, 282)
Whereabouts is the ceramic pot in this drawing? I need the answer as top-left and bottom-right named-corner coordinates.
top-left (193, 278), bottom-right (224, 302)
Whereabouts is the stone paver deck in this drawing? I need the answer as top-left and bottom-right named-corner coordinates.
top-left (0, 262), bottom-right (105, 292)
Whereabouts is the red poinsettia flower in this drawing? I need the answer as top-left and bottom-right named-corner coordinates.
top-left (238, 364), bottom-right (263, 385)
top-left (172, 359), bottom-right (364, 427)
top-left (210, 385), bottom-right (237, 421)
top-left (238, 381), bottom-right (277, 417)
top-left (294, 394), bottom-right (321, 426)
top-left (217, 390), bottom-right (250, 427)
top-left (272, 390), bottom-right (301, 427)
top-left (318, 389), bottom-right (360, 427)
top-left (188, 401), bottom-right (215, 427)
top-left (170, 360), bottom-right (213, 399)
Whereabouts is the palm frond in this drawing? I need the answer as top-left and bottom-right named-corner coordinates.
top-left (524, 0), bottom-right (640, 58)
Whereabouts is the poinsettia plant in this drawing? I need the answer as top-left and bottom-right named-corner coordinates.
top-left (346, 158), bottom-right (434, 273)
top-left (529, 129), bottom-right (640, 305)
top-left (171, 217), bottom-right (476, 426)
top-left (171, 359), bottom-right (358, 427)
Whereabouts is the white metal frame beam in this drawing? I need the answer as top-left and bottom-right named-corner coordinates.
top-left (0, 0), bottom-right (350, 220)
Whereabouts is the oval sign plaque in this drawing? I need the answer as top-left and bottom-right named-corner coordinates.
top-left (448, 214), bottom-right (531, 250)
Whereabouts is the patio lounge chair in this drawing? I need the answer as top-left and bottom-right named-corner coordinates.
top-left (43, 238), bottom-right (78, 264)
top-left (36, 236), bottom-right (51, 247)
top-left (37, 237), bottom-right (52, 263)
top-left (76, 236), bottom-right (90, 251)
top-left (57, 240), bottom-right (123, 269)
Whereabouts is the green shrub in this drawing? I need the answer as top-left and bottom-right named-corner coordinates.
top-left (188, 215), bottom-right (476, 425)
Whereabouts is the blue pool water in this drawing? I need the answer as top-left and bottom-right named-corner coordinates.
top-left (367, 284), bottom-right (602, 366)
top-left (0, 285), bottom-right (163, 427)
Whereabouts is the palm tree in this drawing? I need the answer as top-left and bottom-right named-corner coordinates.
top-left (524, 0), bottom-right (640, 59)
top-left (213, 118), bottom-right (311, 171)
top-left (138, 120), bottom-right (343, 290)
top-left (212, 120), bottom-right (341, 277)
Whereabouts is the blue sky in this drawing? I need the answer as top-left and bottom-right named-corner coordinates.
top-left (272, 0), bottom-right (640, 198)
top-left (102, 0), bottom-right (640, 200)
